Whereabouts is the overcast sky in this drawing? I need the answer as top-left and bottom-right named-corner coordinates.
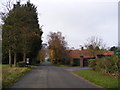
top-left (0, 0), bottom-right (118, 49)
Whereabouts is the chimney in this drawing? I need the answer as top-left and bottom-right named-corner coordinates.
top-left (81, 47), bottom-right (84, 50)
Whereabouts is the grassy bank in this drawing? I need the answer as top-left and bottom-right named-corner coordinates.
top-left (74, 70), bottom-right (118, 88)
top-left (2, 65), bottom-right (36, 88)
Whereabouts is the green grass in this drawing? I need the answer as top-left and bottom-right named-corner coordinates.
top-left (74, 70), bottom-right (119, 88)
top-left (2, 64), bottom-right (36, 88)
top-left (1, 64), bottom-right (9, 67)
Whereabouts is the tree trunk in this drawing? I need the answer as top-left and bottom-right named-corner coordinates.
top-left (14, 52), bottom-right (17, 67)
top-left (9, 49), bottom-right (12, 67)
top-left (23, 52), bottom-right (26, 63)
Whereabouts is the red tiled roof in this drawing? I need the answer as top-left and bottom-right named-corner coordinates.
top-left (103, 51), bottom-right (114, 55)
top-left (79, 50), bottom-right (94, 58)
top-left (69, 50), bottom-right (80, 58)
top-left (69, 50), bottom-right (114, 59)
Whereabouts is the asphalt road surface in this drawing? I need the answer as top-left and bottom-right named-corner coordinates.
top-left (12, 62), bottom-right (101, 88)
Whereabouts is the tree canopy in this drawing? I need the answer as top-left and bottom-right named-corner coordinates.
top-left (109, 46), bottom-right (118, 51)
top-left (84, 36), bottom-right (106, 50)
top-left (48, 32), bottom-right (69, 64)
top-left (2, 1), bottom-right (43, 66)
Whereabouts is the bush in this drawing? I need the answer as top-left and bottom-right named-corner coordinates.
top-left (88, 55), bottom-right (119, 74)
top-left (17, 61), bottom-right (26, 67)
top-left (88, 59), bottom-right (96, 70)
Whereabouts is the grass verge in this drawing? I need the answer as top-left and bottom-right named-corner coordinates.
top-left (2, 65), bottom-right (36, 88)
top-left (74, 70), bottom-right (118, 88)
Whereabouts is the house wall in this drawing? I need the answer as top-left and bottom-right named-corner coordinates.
top-left (72, 58), bottom-right (80, 66)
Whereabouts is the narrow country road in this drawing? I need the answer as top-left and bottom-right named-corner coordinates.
top-left (12, 62), bottom-right (101, 88)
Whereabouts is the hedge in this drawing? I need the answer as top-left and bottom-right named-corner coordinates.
top-left (88, 55), bottom-right (119, 75)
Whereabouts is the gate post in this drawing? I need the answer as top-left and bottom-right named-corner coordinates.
top-left (80, 56), bottom-right (84, 67)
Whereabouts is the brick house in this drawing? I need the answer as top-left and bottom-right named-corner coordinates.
top-left (68, 49), bottom-right (114, 67)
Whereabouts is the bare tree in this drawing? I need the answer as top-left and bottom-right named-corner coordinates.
top-left (84, 36), bottom-right (106, 50)
top-left (0, 0), bottom-right (14, 22)
top-left (2, 0), bottom-right (13, 12)
top-left (84, 36), bottom-right (106, 57)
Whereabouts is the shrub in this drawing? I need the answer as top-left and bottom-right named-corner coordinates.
top-left (88, 59), bottom-right (96, 70)
top-left (88, 55), bottom-right (119, 74)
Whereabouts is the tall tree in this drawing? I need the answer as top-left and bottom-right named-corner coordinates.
top-left (2, 2), bottom-right (24, 66)
top-left (84, 36), bottom-right (106, 57)
top-left (48, 32), bottom-right (68, 64)
top-left (85, 36), bottom-right (106, 50)
top-left (23, 1), bottom-right (43, 63)
top-left (2, 9), bottom-right (15, 67)
top-left (2, 1), bottom-right (43, 66)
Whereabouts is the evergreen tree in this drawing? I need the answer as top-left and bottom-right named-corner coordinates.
top-left (23, 1), bottom-right (43, 63)
top-left (2, 1), bottom-right (43, 66)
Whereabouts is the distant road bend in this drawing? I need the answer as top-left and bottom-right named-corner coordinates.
top-left (12, 62), bottom-right (101, 88)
